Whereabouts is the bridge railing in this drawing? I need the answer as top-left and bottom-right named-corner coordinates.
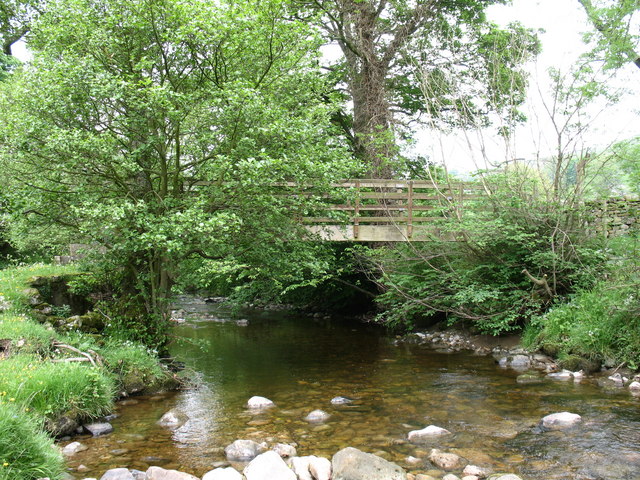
top-left (297, 179), bottom-right (485, 241)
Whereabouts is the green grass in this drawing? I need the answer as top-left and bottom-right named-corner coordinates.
top-left (0, 262), bottom-right (178, 478)
top-left (0, 314), bottom-right (56, 353)
top-left (0, 403), bottom-right (64, 480)
top-left (0, 354), bottom-right (115, 420)
top-left (0, 263), bottom-right (78, 308)
top-left (525, 281), bottom-right (640, 368)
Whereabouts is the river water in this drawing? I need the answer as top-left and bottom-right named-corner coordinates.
top-left (64, 298), bottom-right (640, 479)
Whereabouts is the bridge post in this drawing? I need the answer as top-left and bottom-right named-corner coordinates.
top-left (407, 180), bottom-right (414, 238)
top-left (354, 180), bottom-right (360, 240)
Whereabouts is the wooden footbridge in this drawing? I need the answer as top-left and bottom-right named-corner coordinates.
top-left (294, 179), bottom-right (484, 242)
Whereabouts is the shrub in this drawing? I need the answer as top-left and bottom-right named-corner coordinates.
top-left (0, 402), bottom-right (64, 480)
top-left (524, 281), bottom-right (640, 368)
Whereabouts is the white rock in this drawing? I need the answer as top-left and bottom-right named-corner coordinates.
top-left (145, 466), bottom-right (199, 480)
top-left (330, 396), bottom-right (352, 405)
top-left (272, 443), bottom-right (297, 458)
top-left (490, 475), bottom-right (523, 480)
top-left (304, 409), bottom-right (330, 423)
top-left (408, 425), bottom-right (451, 442)
top-left (224, 439), bottom-right (266, 461)
top-left (629, 381), bottom-right (640, 391)
top-left (62, 441), bottom-right (88, 456)
top-left (244, 451), bottom-right (297, 480)
top-left (541, 412), bottom-right (582, 430)
top-left (405, 456), bottom-right (422, 465)
top-left (202, 467), bottom-right (243, 480)
top-left (443, 475), bottom-right (461, 480)
top-left (463, 465), bottom-right (488, 478)
top-left (84, 422), bottom-right (113, 436)
top-left (462, 476), bottom-right (479, 480)
top-left (547, 370), bottom-right (573, 380)
top-left (247, 396), bottom-right (275, 409)
top-left (308, 455), bottom-right (331, 480)
top-left (428, 449), bottom-right (463, 470)
top-left (289, 457), bottom-right (313, 480)
top-left (99, 468), bottom-right (134, 480)
top-left (157, 410), bottom-right (188, 429)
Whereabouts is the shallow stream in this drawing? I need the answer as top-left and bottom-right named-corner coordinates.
top-left (64, 298), bottom-right (640, 479)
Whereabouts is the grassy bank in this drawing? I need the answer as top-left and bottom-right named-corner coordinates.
top-left (0, 263), bottom-right (179, 480)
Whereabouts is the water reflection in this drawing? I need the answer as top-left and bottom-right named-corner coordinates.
top-left (63, 300), bottom-right (640, 479)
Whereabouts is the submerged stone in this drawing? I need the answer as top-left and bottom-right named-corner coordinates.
top-left (330, 396), bottom-right (353, 405)
top-left (157, 410), bottom-right (188, 429)
top-left (305, 409), bottom-right (331, 423)
top-left (428, 449), bottom-right (464, 471)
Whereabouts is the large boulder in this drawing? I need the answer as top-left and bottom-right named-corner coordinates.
top-left (145, 466), bottom-right (199, 480)
top-left (243, 451), bottom-right (297, 480)
top-left (290, 456), bottom-right (313, 480)
top-left (428, 449), bottom-right (464, 471)
top-left (224, 439), bottom-right (267, 462)
top-left (202, 467), bottom-right (243, 480)
top-left (540, 412), bottom-right (582, 430)
top-left (407, 425), bottom-right (451, 442)
top-left (99, 469), bottom-right (135, 480)
top-left (331, 447), bottom-right (407, 480)
top-left (308, 455), bottom-right (331, 480)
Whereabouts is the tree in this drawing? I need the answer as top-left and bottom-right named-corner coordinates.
top-left (298, 0), bottom-right (539, 175)
top-left (0, 0), bottom-right (41, 55)
top-left (578, 0), bottom-right (640, 71)
top-left (0, 0), bottom-right (355, 342)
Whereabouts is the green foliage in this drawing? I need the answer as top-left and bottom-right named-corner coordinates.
top-left (0, 402), bottom-right (64, 480)
top-left (374, 171), bottom-right (609, 334)
top-left (525, 235), bottom-right (640, 367)
top-left (0, 0), bottom-right (358, 339)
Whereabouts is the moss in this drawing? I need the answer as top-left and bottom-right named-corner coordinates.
top-left (558, 354), bottom-right (602, 374)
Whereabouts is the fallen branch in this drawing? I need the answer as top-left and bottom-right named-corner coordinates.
top-left (51, 357), bottom-right (91, 363)
top-left (52, 342), bottom-right (102, 367)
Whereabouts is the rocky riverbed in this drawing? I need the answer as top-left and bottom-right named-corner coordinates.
top-left (56, 298), bottom-right (640, 480)
top-left (63, 395), bottom-right (583, 480)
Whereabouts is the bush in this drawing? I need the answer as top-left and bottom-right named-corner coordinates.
top-left (0, 403), bottom-right (64, 480)
top-left (524, 281), bottom-right (640, 368)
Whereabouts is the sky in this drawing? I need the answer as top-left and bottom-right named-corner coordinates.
top-left (420, 0), bottom-right (640, 174)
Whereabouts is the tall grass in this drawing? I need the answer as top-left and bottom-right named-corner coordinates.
top-left (0, 403), bottom-right (64, 480)
top-left (0, 354), bottom-right (115, 420)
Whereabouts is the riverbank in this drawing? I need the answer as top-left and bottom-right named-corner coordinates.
top-left (0, 264), bottom-right (180, 480)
